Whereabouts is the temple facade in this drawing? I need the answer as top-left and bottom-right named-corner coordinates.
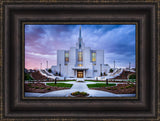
top-left (51, 26), bottom-right (110, 78)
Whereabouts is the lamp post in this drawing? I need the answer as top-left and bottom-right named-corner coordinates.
top-left (113, 60), bottom-right (115, 70)
top-left (40, 63), bottom-right (42, 69)
top-left (46, 61), bottom-right (49, 81)
top-left (46, 61), bottom-right (48, 70)
top-left (106, 78), bottom-right (108, 85)
top-left (55, 77), bottom-right (57, 85)
top-left (129, 62), bottom-right (131, 71)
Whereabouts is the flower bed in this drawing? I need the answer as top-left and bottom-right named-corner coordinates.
top-left (24, 83), bottom-right (70, 93)
top-left (71, 91), bottom-right (89, 97)
top-left (91, 84), bottom-right (136, 94)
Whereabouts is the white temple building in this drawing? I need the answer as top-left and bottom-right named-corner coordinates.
top-left (51, 26), bottom-right (110, 78)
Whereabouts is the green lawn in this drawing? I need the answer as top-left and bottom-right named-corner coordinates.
top-left (46, 83), bottom-right (73, 88)
top-left (87, 83), bottom-right (116, 88)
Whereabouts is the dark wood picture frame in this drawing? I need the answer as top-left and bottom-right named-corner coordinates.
top-left (0, 1), bottom-right (159, 120)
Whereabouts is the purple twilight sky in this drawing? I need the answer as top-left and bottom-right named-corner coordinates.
top-left (25, 24), bottom-right (136, 70)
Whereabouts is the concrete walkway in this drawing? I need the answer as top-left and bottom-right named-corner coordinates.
top-left (25, 81), bottom-right (136, 97)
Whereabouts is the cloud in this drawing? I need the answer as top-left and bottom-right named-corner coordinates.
top-left (25, 24), bottom-right (136, 69)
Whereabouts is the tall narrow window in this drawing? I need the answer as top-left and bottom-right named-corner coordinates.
top-left (92, 52), bottom-right (96, 62)
top-left (78, 52), bottom-right (83, 62)
top-left (65, 52), bottom-right (69, 62)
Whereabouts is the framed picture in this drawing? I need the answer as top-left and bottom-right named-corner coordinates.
top-left (24, 23), bottom-right (137, 98)
top-left (1, 1), bottom-right (159, 120)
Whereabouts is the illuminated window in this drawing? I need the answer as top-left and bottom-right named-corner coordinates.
top-left (92, 52), bottom-right (96, 62)
top-left (78, 52), bottom-right (83, 62)
top-left (65, 52), bottom-right (69, 62)
top-left (78, 64), bottom-right (83, 67)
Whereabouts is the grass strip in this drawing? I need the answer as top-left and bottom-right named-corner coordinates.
top-left (46, 83), bottom-right (73, 88)
top-left (87, 83), bottom-right (116, 88)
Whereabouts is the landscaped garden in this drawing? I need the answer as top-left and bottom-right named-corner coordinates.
top-left (90, 83), bottom-right (136, 94)
top-left (24, 83), bottom-right (73, 93)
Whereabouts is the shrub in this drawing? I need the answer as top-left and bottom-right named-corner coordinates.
top-left (71, 91), bottom-right (88, 96)
top-left (55, 72), bottom-right (58, 75)
top-left (100, 72), bottom-right (103, 76)
top-left (48, 69), bottom-right (52, 73)
top-left (81, 92), bottom-right (87, 96)
top-left (40, 87), bottom-right (44, 89)
top-left (113, 87), bottom-right (117, 90)
top-left (74, 91), bottom-right (80, 95)
top-left (125, 86), bottom-right (130, 89)
top-left (35, 86), bottom-right (39, 89)
top-left (27, 83), bottom-right (31, 86)
top-left (47, 87), bottom-right (51, 90)
top-left (130, 84), bottom-right (134, 87)
top-left (110, 68), bottom-right (113, 73)
top-left (107, 88), bottom-right (111, 90)
top-left (24, 72), bottom-right (33, 80)
top-left (120, 87), bottom-right (124, 89)
top-left (129, 74), bottom-right (136, 79)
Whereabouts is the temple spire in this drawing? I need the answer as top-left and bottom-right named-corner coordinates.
top-left (79, 26), bottom-right (82, 49)
top-left (79, 25), bottom-right (81, 38)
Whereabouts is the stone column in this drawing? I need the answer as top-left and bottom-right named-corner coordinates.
top-left (75, 70), bottom-right (77, 78)
top-left (83, 70), bottom-right (85, 78)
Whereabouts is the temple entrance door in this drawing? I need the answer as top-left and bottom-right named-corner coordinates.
top-left (77, 70), bottom-right (83, 78)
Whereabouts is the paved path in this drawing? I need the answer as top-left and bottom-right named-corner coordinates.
top-left (25, 81), bottom-right (136, 97)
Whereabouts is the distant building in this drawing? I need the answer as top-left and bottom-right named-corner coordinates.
top-left (52, 26), bottom-right (110, 78)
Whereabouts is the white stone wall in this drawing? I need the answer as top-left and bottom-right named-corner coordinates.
top-left (57, 50), bottom-right (65, 66)
top-left (95, 50), bottom-right (104, 76)
top-left (67, 47), bottom-right (76, 77)
top-left (50, 27), bottom-right (111, 78)
top-left (83, 47), bottom-right (93, 77)
top-left (51, 43), bottom-right (110, 78)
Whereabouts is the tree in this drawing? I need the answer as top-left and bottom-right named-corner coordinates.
top-left (100, 72), bottom-right (103, 76)
top-left (110, 68), bottom-right (113, 73)
top-left (55, 72), bottom-right (58, 76)
top-left (48, 69), bottom-right (52, 73)
top-left (59, 72), bottom-right (61, 76)
top-left (24, 72), bottom-right (33, 80)
top-left (103, 72), bottom-right (106, 76)
top-left (129, 74), bottom-right (136, 79)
